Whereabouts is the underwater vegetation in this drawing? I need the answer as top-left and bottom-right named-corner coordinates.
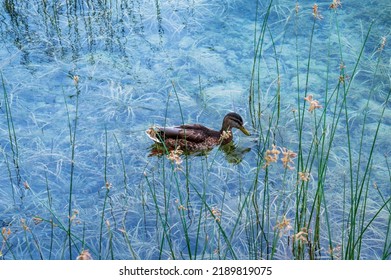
top-left (0, 0), bottom-right (390, 260)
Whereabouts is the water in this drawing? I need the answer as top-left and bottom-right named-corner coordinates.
top-left (0, 0), bottom-right (390, 259)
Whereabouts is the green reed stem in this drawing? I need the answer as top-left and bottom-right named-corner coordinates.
top-left (170, 81), bottom-right (193, 259)
top-left (1, 230), bottom-right (16, 260)
top-left (63, 79), bottom-right (80, 260)
top-left (291, 13), bottom-right (318, 259)
top-left (99, 126), bottom-right (110, 259)
top-left (27, 186), bottom-right (96, 257)
top-left (194, 157), bottom-right (208, 259)
top-left (120, 213), bottom-right (138, 259)
top-left (30, 230), bottom-right (44, 260)
top-left (342, 21), bottom-right (374, 260)
top-left (44, 170), bottom-right (54, 259)
top-left (113, 133), bottom-right (128, 194)
top-left (381, 156), bottom-right (391, 259)
top-left (352, 87), bottom-right (391, 257)
top-left (267, 25), bottom-right (281, 127)
top-left (2, 73), bottom-right (20, 204)
top-left (189, 181), bottom-right (237, 259)
top-left (144, 174), bottom-right (175, 259)
top-left (249, 0), bottom-right (274, 130)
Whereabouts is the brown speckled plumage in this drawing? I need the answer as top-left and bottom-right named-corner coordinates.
top-left (146, 112), bottom-right (250, 154)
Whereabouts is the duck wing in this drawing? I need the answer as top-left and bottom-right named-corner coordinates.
top-left (160, 124), bottom-right (215, 143)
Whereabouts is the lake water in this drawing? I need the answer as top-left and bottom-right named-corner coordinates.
top-left (0, 0), bottom-right (390, 260)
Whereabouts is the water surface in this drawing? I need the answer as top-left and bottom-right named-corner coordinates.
top-left (0, 0), bottom-right (390, 259)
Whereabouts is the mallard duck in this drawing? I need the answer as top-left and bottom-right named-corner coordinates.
top-left (146, 112), bottom-right (250, 153)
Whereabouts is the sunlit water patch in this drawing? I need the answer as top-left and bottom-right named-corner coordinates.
top-left (0, 0), bottom-right (390, 259)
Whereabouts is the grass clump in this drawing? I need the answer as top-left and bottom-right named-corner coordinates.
top-left (248, 1), bottom-right (391, 259)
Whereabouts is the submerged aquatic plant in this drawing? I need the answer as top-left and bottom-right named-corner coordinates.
top-left (0, 0), bottom-right (389, 261)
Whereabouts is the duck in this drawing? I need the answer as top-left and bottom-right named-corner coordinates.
top-left (146, 112), bottom-right (250, 154)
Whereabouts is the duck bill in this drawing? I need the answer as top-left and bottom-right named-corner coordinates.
top-left (239, 126), bottom-right (251, 136)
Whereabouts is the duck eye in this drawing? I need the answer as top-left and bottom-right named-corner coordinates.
top-left (234, 118), bottom-right (243, 126)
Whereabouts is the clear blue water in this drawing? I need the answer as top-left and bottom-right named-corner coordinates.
top-left (0, 0), bottom-right (390, 259)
